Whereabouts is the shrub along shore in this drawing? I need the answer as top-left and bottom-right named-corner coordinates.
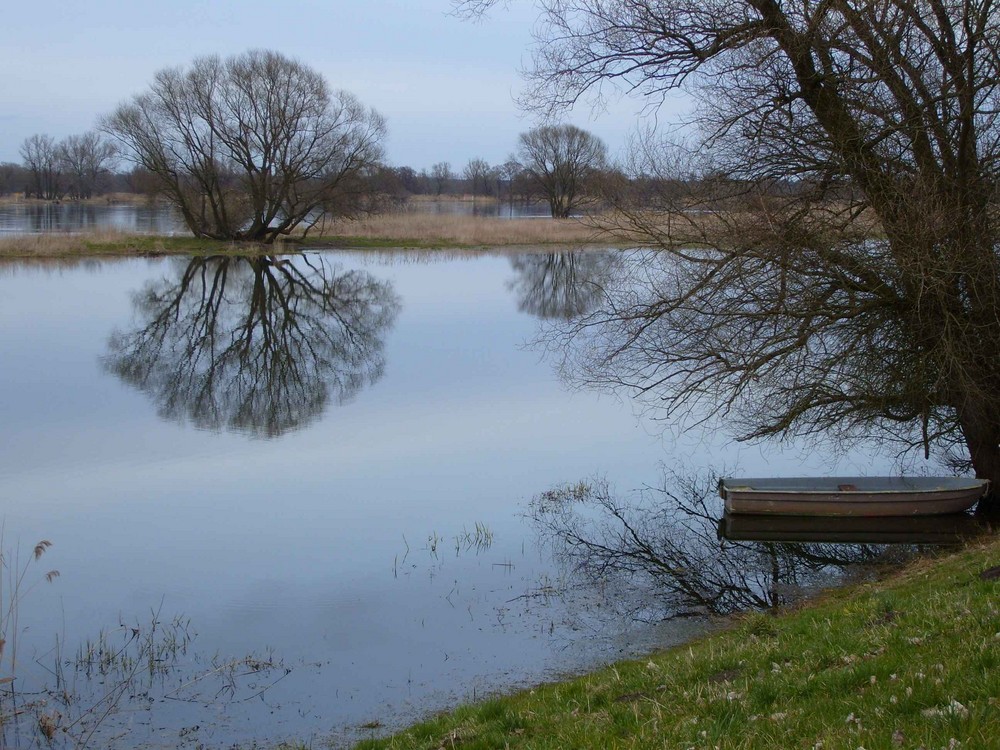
top-left (352, 535), bottom-right (1000, 750)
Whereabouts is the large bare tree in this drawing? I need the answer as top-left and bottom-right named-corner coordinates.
top-left (517, 124), bottom-right (607, 217)
top-left (103, 49), bottom-right (386, 243)
top-left (59, 132), bottom-right (117, 199)
top-left (462, 0), bottom-right (1000, 507)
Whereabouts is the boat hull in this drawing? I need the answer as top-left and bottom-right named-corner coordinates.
top-left (720, 477), bottom-right (989, 517)
top-left (718, 512), bottom-right (991, 544)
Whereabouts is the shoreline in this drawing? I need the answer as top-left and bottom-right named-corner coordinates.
top-left (0, 227), bottom-right (626, 261)
top-left (349, 534), bottom-right (1000, 750)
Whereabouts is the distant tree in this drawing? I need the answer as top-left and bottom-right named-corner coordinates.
top-left (20, 134), bottom-right (62, 200)
top-left (486, 163), bottom-right (503, 199)
top-left (517, 125), bottom-right (606, 218)
top-left (431, 161), bottom-right (453, 196)
top-left (103, 49), bottom-right (387, 243)
top-left (498, 157), bottom-right (523, 213)
top-left (0, 162), bottom-right (28, 197)
top-left (124, 166), bottom-right (160, 198)
top-left (58, 132), bottom-right (118, 199)
top-left (416, 168), bottom-right (433, 195)
top-left (364, 165), bottom-right (409, 207)
top-left (463, 157), bottom-right (492, 198)
top-left (395, 166), bottom-right (421, 195)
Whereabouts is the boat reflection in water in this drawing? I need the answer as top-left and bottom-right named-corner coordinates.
top-left (526, 472), bottom-right (952, 622)
top-left (718, 511), bottom-right (993, 546)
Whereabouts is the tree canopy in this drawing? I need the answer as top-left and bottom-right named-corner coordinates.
top-left (103, 49), bottom-right (386, 243)
top-left (462, 0), bottom-right (1000, 506)
top-left (517, 124), bottom-right (606, 218)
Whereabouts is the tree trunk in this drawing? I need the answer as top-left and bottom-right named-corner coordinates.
top-left (958, 407), bottom-right (1000, 511)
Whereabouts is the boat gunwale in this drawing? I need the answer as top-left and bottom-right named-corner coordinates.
top-left (718, 477), bottom-right (989, 517)
top-left (719, 477), bottom-right (989, 497)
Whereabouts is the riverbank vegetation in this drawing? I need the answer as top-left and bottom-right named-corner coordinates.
top-left (0, 218), bottom-right (607, 260)
top-left (0, 229), bottom-right (255, 259)
top-left (357, 533), bottom-right (1000, 750)
top-left (312, 211), bottom-right (603, 248)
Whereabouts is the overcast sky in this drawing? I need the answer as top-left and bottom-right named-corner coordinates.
top-left (0, 0), bottom-right (688, 171)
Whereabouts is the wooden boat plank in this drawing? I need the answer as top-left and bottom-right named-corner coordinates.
top-left (719, 476), bottom-right (989, 517)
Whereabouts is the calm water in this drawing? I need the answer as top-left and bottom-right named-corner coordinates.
top-left (0, 202), bottom-right (187, 235)
top-left (0, 199), bottom-right (549, 235)
top-left (0, 250), bottom-right (900, 748)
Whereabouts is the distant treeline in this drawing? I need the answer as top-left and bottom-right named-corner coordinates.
top-left (0, 156), bottom-right (816, 208)
top-left (0, 145), bottom-right (575, 206)
top-left (1, 131), bottom-right (823, 211)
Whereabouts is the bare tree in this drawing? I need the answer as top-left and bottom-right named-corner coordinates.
top-left (517, 124), bottom-right (606, 218)
top-left (0, 163), bottom-right (28, 197)
top-left (431, 161), bottom-right (453, 196)
top-left (58, 132), bottom-right (118, 200)
top-left (103, 49), bottom-right (386, 243)
top-left (498, 158), bottom-right (523, 215)
top-left (463, 1), bottom-right (1000, 507)
top-left (19, 134), bottom-right (62, 200)
top-left (463, 157), bottom-right (492, 199)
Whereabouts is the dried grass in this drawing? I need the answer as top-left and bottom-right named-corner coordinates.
top-left (314, 212), bottom-right (606, 246)
top-left (0, 214), bottom-right (614, 260)
top-left (0, 229), bottom-right (140, 258)
top-left (0, 229), bottom-right (249, 262)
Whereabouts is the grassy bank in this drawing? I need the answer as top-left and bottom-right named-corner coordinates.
top-left (357, 536), bottom-right (1000, 750)
top-left (312, 213), bottom-right (605, 247)
top-left (0, 229), bottom-right (262, 259)
top-left (0, 213), bottom-right (615, 260)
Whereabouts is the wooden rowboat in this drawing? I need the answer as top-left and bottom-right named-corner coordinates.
top-left (718, 511), bottom-right (991, 544)
top-left (719, 476), bottom-right (989, 517)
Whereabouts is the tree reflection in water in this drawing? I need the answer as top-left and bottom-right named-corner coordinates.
top-left (508, 251), bottom-right (618, 320)
top-left (104, 255), bottom-right (400, 437)
top-left (528, 472), bottom-right (912, 622)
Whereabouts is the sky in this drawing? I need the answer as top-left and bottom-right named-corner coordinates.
top-left (0, 0), bottom-right (687, 172)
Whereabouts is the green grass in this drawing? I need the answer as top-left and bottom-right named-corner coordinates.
top-left (356, 536), bottom-right (1000, 750)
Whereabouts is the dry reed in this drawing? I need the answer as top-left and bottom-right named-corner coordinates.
top-left (314, 212), bottom-right (605, 246)
top-left (0, 209), bottom-right (738, 261)
top-left (0, 229), bottom-right (149, 258)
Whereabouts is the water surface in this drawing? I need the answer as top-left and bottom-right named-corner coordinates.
top-left (0, 201), bottom-right (186, 235)
top-left (0, 250), bottom-right (899, 747)
top-left (0, 199), bottom-right (550, 236)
